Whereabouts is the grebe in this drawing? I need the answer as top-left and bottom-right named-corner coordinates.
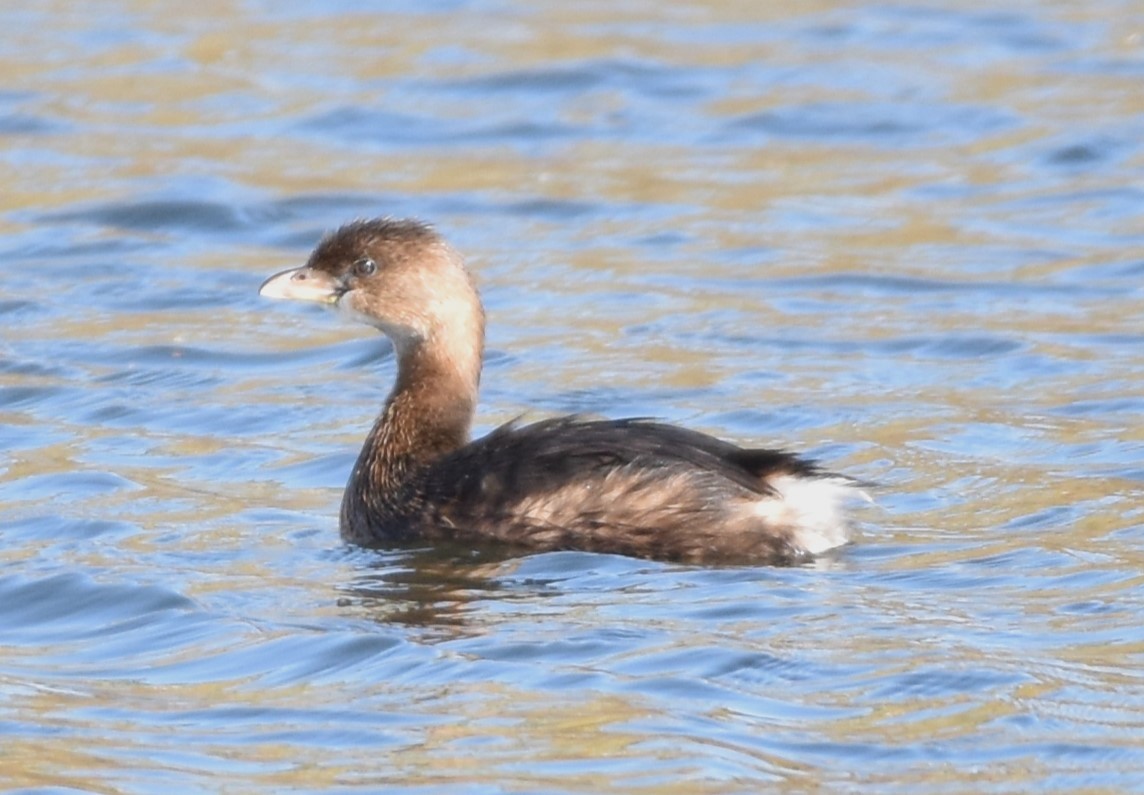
top-left (260, 218), bottom-right (861, 563)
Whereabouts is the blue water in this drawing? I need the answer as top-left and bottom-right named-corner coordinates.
top-left (2, 2), bottom-right (1143, 792)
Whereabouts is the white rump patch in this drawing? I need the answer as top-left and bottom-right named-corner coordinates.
top-left (753, 474), bottom-right (867, 556)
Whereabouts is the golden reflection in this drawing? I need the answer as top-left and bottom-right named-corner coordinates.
top-left (3, 1), bottom-right (1143, 792)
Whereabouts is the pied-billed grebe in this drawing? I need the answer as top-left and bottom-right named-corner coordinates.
top-left (260, 218), bottom-right (862, 564)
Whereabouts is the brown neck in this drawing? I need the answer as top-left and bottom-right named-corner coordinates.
top-left (343, 326), bottom-right (482, 528)
top-left (375, 342), bottom-right (479, 467)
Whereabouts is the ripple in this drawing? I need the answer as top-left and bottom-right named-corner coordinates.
top-left (449, 59), bottom-right (708, 99)
top-left (726, 102), bottom-right (1014, 146)
top-left (0, 470), bottom-right (142, 503)
top-left (44, 199), bottom-right (250, 233)
top-left (1, 515), bottom-right (139, 543)
top-left (0, 112), bottom-right (64, 135)
top-left (1043, 137), bottom-right (1123, 168)
top-left (0, 572), bottom-right (196, 644)
top-left (0, 384), bottom-right (66, 409)
top-left (296, 106), bottom-right (579, 149)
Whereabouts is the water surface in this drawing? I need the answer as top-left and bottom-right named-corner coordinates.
top-left (2, 2), bottom-right (1143, 792)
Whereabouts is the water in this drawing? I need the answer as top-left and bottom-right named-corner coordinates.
top-left (2, 1), bottom-right (1143, 792)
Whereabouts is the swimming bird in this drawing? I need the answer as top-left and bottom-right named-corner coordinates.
top-left (260, 218), bottom-right (861, 563)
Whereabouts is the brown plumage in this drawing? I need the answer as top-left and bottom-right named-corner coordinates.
top-left (260, 218), bottom-right (861, 564)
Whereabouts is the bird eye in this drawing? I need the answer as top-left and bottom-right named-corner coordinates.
top-left (353, 258), bottom-right (377, 277)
